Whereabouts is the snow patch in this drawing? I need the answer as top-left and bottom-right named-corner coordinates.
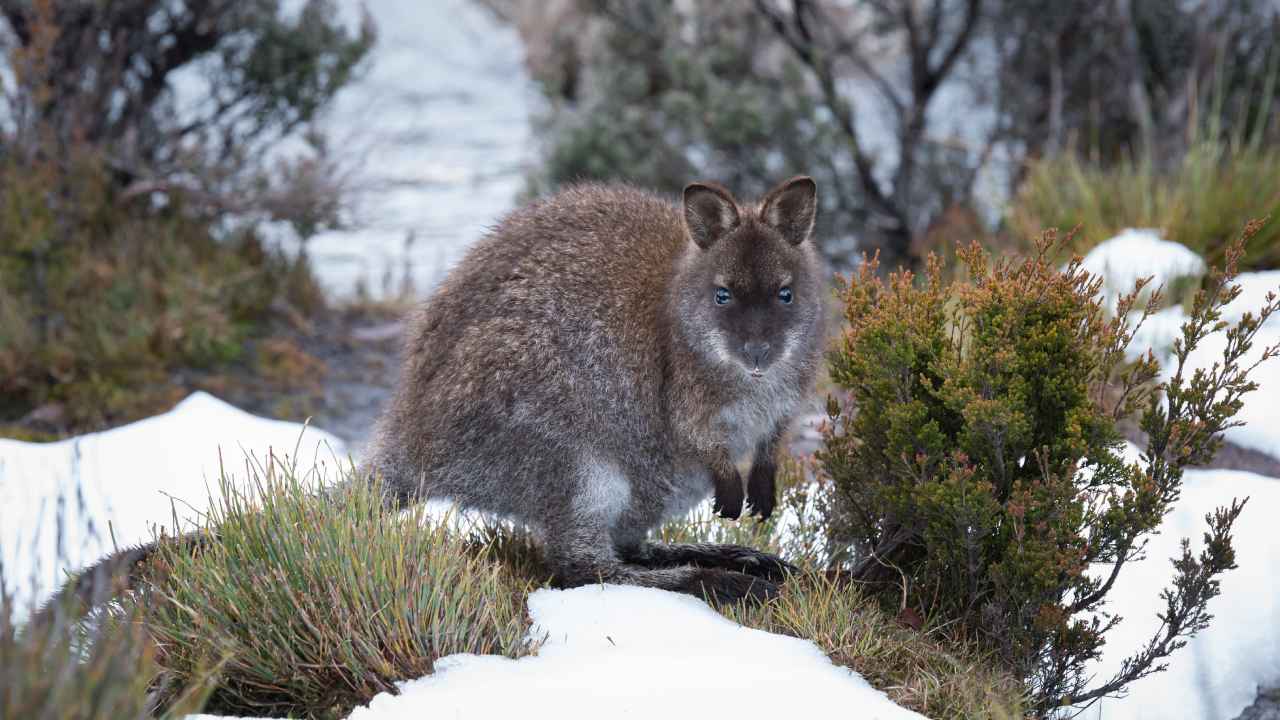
top-left (1080, 456), bottom-right (1280, 720)
top-left (0, 392), bottom-right (344, 611)
top-left (346, 584), bottom-right (925, 720)
top-left (1079, 229), bottom-right (1207, 311)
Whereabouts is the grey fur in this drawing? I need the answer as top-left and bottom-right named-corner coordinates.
top-left (30, 176), bottom-right (827, 626)
top-left (367, 176), bottom-right (827, 602)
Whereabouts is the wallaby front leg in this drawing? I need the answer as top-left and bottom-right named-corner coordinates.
top-left (746, 426), bottom-right (784, 519)
top-left (709, 449), bottom-right (744, 519)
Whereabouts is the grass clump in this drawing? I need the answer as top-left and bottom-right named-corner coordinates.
top-left (723, 574), bottom-right (1026, 719)
top-left (144, 456), bottom-right (538, 718)
top-left (1, 510), bottom-right (214, 720)
top-left (1011, 140), bottom-right (1280, 270)
top-left (1, 596), bottom-right (212, 720)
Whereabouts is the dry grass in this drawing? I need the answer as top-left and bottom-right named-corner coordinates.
top-left (1011, 140), bottom-right (1280, 271)
top-left (661, 458), bottom-right (1027, 718)
top-left (722, 573), bottom-right (1027, 719)
top-left (142, 457), bottom-right (539, 718)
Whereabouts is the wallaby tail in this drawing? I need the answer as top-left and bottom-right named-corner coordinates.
top-left (25, 531), bottom-right (212, 635)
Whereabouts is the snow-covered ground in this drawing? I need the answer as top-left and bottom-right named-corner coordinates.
top-left (346, 585), bottom-right (922, 720)
top-left (0, 392), bottom-right (344, 612)
top-left (3, 235), bottom-right (1279, 719)
top-left (1079, 448), bottom-right (1280, 719)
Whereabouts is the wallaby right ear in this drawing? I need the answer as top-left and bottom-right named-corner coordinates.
top-left (683, 182), bottom-right (740, 249)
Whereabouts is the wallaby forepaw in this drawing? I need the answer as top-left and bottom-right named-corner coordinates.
top-left (712, 481), bottom-right (744, 520)
top-left (746, 461), bottom-right (777, 519)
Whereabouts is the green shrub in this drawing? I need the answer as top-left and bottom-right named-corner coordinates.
top-left (0, 148), bottom-right (324, 433)
top-left (820, 226), bottom-right (1278, 714)
top-left (143, 457), bottom-right (538, 718)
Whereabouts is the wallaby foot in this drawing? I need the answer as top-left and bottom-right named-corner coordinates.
top-left (622, 541), bottom-right (796, 584)
top-left (547, 537), bottom-right (780, 605)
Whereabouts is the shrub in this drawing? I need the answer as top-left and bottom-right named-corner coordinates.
top-left (143, 456), bottom-right (538, 718)
top-left (0, 147), bottom-right (324, 433)
top-left (820, 225), bottom-right (1278, 714)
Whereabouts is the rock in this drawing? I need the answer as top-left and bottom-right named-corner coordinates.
top-left (1236, 685), bottom-right (1280, 720)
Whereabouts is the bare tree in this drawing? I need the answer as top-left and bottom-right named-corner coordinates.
top-left (0, 0), bottom-right (374, 232)
top-left (753, 0), bottom-right (987, 271)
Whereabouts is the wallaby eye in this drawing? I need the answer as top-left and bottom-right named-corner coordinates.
top-left (778, 287), bottom-right (793, 304)
top-left (714, 287), bottom-right (732, 305)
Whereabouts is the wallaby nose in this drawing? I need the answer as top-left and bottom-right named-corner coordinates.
top-left (744, 341), bottom-right (771, 367)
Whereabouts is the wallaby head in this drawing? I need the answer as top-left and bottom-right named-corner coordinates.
top-left (673, 175), bottom-right (823, 380)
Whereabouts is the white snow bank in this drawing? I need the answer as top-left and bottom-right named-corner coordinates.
top-left (1124, 269), bottom-right (1280, 459)
top-left (345, 584), bottom-right (924, 720)
top-left (1079, 228), bottom-right (1207, 312)
top-left (1082, 449), bottom-right (1280, 720)
top-left (0, 392), bottom-right (344, 611)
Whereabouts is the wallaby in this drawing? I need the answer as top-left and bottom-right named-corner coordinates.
top-left (31, 176), bottom-right (826, 627)
top-left (366, 175), bottom-right (827, 602)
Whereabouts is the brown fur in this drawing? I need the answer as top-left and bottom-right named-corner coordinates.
top-left (368, 176), bottom-right (827, 602)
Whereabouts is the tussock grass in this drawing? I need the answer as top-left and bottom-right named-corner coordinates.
top-left (1011, 140), bottom-right (1280, 270)
top-left (143, 456), bottom-right (539, 718)
top-left (0, 596), bottom-right (212, 720)
top-left (660, 458), bottom-right (1026, 718)
top-left (722, 573), bottom-right (1026, 719)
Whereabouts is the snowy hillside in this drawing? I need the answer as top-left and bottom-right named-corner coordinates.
top-left (3, 230), bottom-right (1279, 719)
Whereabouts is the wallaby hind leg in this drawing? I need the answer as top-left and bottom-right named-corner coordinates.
top-left (620, 541), bottom-right (796, 584)
top-left (546, 523), bottom-right (779, 605)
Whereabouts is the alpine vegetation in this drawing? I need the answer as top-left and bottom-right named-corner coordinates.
top-left (820, 223), bottom-right (1279, 714)
top-left (142, 457), bottom-right (537, 718)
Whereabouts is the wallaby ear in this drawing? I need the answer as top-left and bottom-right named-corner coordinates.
top-left (760, 176), bottom-right (817, 246)
top-left (683, 182), bottom-right (740, 249)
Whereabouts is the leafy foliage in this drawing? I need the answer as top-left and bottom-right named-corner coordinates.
top-left (820, 226), bottom-right (1278, 713)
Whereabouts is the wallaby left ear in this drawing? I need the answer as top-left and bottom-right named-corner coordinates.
top-left (760, 176), bottom-right (817, 246)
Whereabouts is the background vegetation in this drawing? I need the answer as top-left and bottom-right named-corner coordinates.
top-left (493, 0), bottom-right (1280, 272)
top-left (0, 0), bottom-right (373, 435)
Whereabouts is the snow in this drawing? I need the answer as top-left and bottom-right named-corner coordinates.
top-left (279, 0), bottom-right (536, 298)
top-left (344, 585), bottom-right (923, 720)
top-left (1078, 452), bottom-right (1280, 720)
top-left (1, 394), bottom-right (924, 720)
top-left (0, 392), bottom-right (344, 611)
top-left (1078, 228), bottom-right (1207, 312)
top-left (1123, 263), bottom-right (1280, 459)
